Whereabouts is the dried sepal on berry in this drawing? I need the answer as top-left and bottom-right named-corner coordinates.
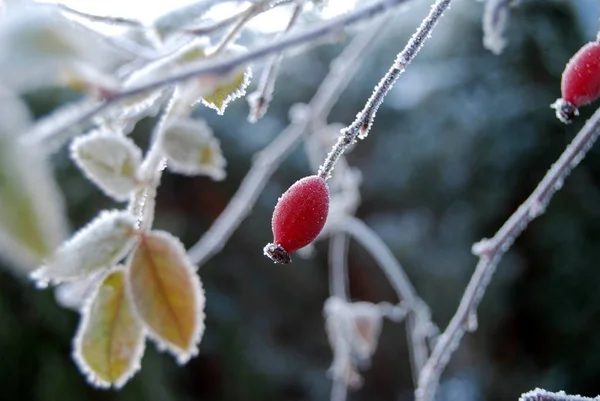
top-left (70, 130), bottom-right (143, 201)
top-left (160, 118), bottom-right (226, 180)
top-left (127, 230), bottom-right (205, 364)
top-left (264, 175), bottom-right (330, 264)
top-left (552, 41), bottom-right (600, 124)
top-left (31, 210), bottom-right (138, 287)
top-left (73, 268), bottom-right (145, 389)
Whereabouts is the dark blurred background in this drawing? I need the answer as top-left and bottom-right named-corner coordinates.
top-left (3, 0), bottom-right (600, 400)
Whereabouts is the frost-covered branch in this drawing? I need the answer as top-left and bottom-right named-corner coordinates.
top-left (520, 388), bottom-right (600, 401)
top-left (337, 216), bottom-right (434, 383)
top-left (186, 12), bottom-right (389, 266)
top-left (24, 0), bottom-right (412, 152)
top-left (416, 105), bottom-right (600, 401)
top-left (317, 0), bottom-right (452, 180)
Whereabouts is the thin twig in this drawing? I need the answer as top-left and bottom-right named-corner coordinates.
top-left (51, 3), bottom-right (146, 28)
top-left (211, 0), bottom-right (269, 55)
top-left (24, 0), bottom-right (413, 151)
top-left (415, 106), bottom-right (600, 401)
top-left (248, 0), bottom-right (304, 122)
top-left (318, 0), bottom-right (452, 180)
top-left (186, 12), bottom-right (391, 266)
top-left (337, 216), bottom-right (433, 385)
top-left (329, 233), bottom-right (350, 300)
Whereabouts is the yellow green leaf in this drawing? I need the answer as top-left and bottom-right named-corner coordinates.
top-left (0, 97), bottom-right (67, 270)
top-left (201, 67), bottom-right (251, 115)
top-left (73, 269), bottom-right (145, 389)
top-left (127, 230), bottom-right (205, 364)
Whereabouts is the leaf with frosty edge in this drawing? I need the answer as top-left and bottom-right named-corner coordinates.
top-left (161, 118), bottom-right (226, 180)
top-left (127, 230), bottom-right (205, 364)
top-left (201, 66), bottom-right (252, 115)
top-left (31, 210), bottom-right (138, 286)
top-left (70, 130), bottom-right (143, 202)
top-left (0, 92), bottom-right (67, 271)
top-left (73, 268), bottom-right (145, 389)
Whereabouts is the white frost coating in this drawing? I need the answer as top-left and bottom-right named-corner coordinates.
top-left (482, 0), bottom-right (519, 55)
top-left (160, 118), bottom-right (226, 180)
top-left (31, 210), bottom-right (138, 286)
top-left (72, 267), bottom-right (146, 389)
top-left (126, 231), bottom-right (206, 365)
top-left (55, 270), bottom-right (105, 312)
top-left (519, 388), bottom-right (598, 401)
top-left (70, 130), bottom-right (143, 201)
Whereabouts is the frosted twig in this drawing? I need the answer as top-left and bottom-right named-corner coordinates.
top-left (51, 3), bottom-right (145, 28)
top-left (112, 0), bottom-right (414, 99)
top-left (416, 106), bottom-right (600, 401)
top-left (211, 0), bottom-right (270, 55)
top-left (24, 0), bottom-right (412, 152)
top-left (482, 0), bottom-right (519, 55)
top-left (317, 0), bottom-right (452, 180)
top-left (128, 87), bottom-right (175, 231)
top-left (520, 388), bottom-right (600, 401)
top-left (186, 13), bottom-right (390, 266)
top-left (248, 0), bottom-right (304, 122)
top-left (337, 216), bottom-right (433, 385)
top-left (329, 233), bottom-right (349, 300)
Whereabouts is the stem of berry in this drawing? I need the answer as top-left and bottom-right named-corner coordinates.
top-left (317, 0), bottom-right (452, 181)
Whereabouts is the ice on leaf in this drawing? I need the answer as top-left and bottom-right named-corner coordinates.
top-left (0, 92), bottom-right (67, 271)
top-left (160, 118), bottom-right (226, 180)
top-left (32, 210), bottom-right (138, 286)
top-left (127, 230), bottom-right (205, 364)
top-left (201, 66), bottom-right (252, 115)
top-left (73, 268), bottom-right (145, 389)
top-left (70, 130), bottom-right (143, 202)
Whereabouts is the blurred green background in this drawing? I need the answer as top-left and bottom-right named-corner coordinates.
top-left (3, 0), bottom-right (600, 400)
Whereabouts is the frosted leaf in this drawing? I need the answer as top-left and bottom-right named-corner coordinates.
top-left (0, 5), bottom-right (121, 91)
top-left (201, 66), bottom-right (252, 115)
top-left (55, 270), bottom-right (105, 312)
top-left (0, 93), bottom-right (68, 271)
top-left (73, 268), bottom-right (145, 388)
top-left (31, 210), bottom-right (138, 286)
top-left (123, 38), bottom-right (209, 91)
top-left (519, 388), bottom-right (596, 401)
top-left (347, 301), bottom-right (383, 361)
top-left (127, 231), bottom-right (205, 364)
top-left (323, 297), bottom-right (382, 388)
top-left (161, 118), bottom-right (226, 180)
top-left (154, 2), bottom-right (222, 38)
top-left (70, 130), bottom-right (143, 202)
top-left (482, 0), bottom-right (520, 55)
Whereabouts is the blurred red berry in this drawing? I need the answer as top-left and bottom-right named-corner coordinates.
top-left (553, 41), bottom-right (600, 123)
top-left (264, 175), bottom-right (330, 264)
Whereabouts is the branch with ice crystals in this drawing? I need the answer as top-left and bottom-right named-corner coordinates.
top-left (186, 10), bottom-right (388, 266)
top-left (317, 0), bottom-right (452, 180)
top-left (519, 388), bottom-right (600, 401)
top-left (24, 0), bottom-right (414, 152)
top-left (415, 106), bottom-right (600, 401)
top-left (482, 0), bottom-right (520, 55)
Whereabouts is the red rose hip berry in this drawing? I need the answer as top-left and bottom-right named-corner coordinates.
top-left (553, 41), bottom-right (600, 123)
top-left (264, 175), bottom-right (330, 264)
